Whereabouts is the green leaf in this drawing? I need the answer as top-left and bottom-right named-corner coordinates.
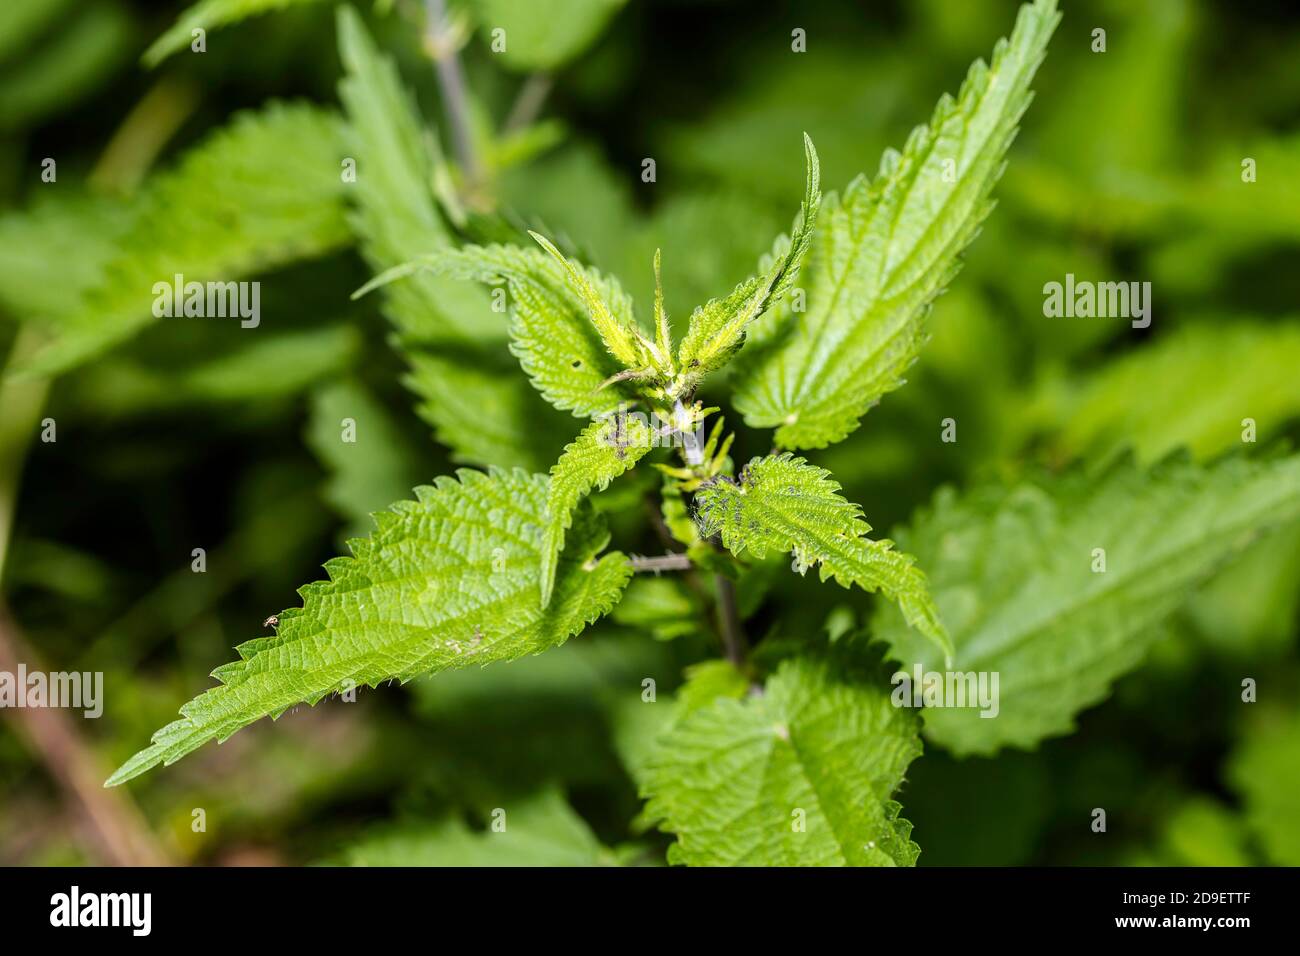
top-left (1004, 0), bottom-right (1189, 236)
top-left (659, 478), bottom-right (699, 550)
top-left (0, 0), bottom-right (130, 132)
top-left (465, 0), bottom-right (627, 72)
top-left (1152, 136), bottom-right (1300, 295)
top-left (305, 379), bottom-right (425, 541)
top-left (0, 189), bottom-right (134, 323)
top-left (695, 454), bottom-right (951, 658)
top-left (106, 468), bottom-right (632, 786)
top-left (610, 657), bottom-right (752, 798)
top-left (528, 231), bottom-right (647, 370)
top-left (1124, 798), bottom-right (1252, 868)
top-left (674, 135), bottom-right (821, 384)
top-left (1229, 705), bottom-right (1300, 866)
top-left (672, 659), bottom-right (753, 715)
top-left (143, 0), bottom-right (328, 68)
top-left (17, 102), bottom-right (350, 377)
top-left (873, 454), bottom-right (1300, 756)
top-left (1052, 321), bottom-right (1300, 465)
top-left (410, 631), bottom-right (677, 801)
top-left (541, 415), bottom-right (654, 607)
top-left (0, 0), bottom-right (71, 64)
top-left (337, 7), bottom-right (501, 348)
top-left (612, 657), bottom-right (753, 797)
top-left (642, 653), bottom-right (922, 866)
top-left (337, 7), bottom-right (570, 469)
top-left (610, 576), bottom-right (701, 642)
top-left (359, 243), bottom-right (642, 417)
top-left (402, 349), bottom-right (565, 472)
top-left (732, 0), bottom-right (1060, 449)
top-left (66, 322), bottom-right (360, 418)
top-left (344, 788), bottom-right (614, 867)
top-left (1184, 519), bottom-right (1300, 659)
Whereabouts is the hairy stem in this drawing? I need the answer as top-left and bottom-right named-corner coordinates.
top-left (715, 574), bottom-right (747, 667)
top-left (630, 552), bottom-right (692, 573)
top-left (425, 0), bottom-right (484, 191)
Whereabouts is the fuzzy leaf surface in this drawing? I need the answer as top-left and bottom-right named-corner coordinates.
top-left (695, 454), bottom-right (950, 657)
top-left (107, 469), bottom-right (631, 785)
top-left (873, 454), bottom-right (1300, 755)
top-left (733, 0), bottom-right (1060, 448)
top-left (642, 654), bottom-right (922, 866)
top-left (541, 415), bottom-right (654, 606)
top-left (360, 243), bottom-right (642, 417)
top-left (337, 8), bottom-right (568, 469)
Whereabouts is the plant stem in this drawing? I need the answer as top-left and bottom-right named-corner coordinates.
top-left (89, 76), bottom-right (199, 194)
top-left (0, 602), bottom-right (169, 865)
top-left (0, 335), bottom-right (168, 865)
top-left (0, 92), bottom-right (190, 863)
top-left (715, 574), bottom-right (747, 667)
top-left (426, 0), bottom-right (484, 191)
top-left (503, 72), bottom-right (553, 133)
top-left (630, 552), bottom-right (692, 573)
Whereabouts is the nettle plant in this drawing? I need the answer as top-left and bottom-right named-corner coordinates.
top-left (103, 0), bottom-right (1300, 865)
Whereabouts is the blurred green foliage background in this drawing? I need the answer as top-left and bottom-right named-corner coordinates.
top-left (0, 0), bottom-right (1298, 866)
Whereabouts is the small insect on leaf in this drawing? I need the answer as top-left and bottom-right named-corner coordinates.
top-left (262, 615), bottom-right (279, 629)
